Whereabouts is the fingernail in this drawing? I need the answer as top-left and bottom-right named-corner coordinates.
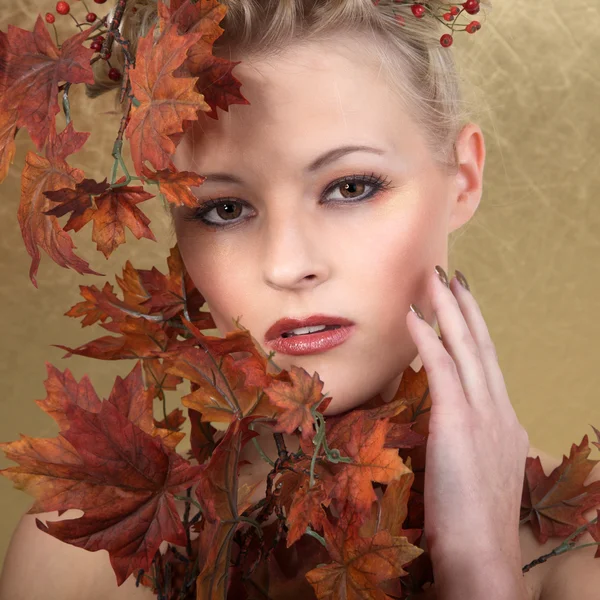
top-left (455, 269), bottom-right (470, 292)
top-left (434, 265), bottom-right (450, 288)
top-left (410, 303), bottom-right (425, 320)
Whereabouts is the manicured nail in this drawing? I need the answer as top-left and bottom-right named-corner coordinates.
top-left (455, 269), bottom-right (470, 292)
top-left (410, 303), bottom-right (424, 320)
top-left (434, 265), bottom-right (450, 288)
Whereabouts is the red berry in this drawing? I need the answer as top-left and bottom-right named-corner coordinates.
top-left (45, 12), bottom-right (55, 24)
top-left (56, 1), bottom-right (70, 15)
top-left (411, 4), bottom-right (426, 18)
top-left (443, 12), bottom-right (454, 21)
top-left (102, 51), bottom-right (112, 60)
top-left (86, 12), bottom-right (97, 23)
top-left (463, 0), bottom-right (480, 15)
top-left (450, 6), bottom-right (460, 16)
top-left (90, 40), bottom-right (102, 51)
top-left (440, 33), bottom-right (453, 47)
top-left (95, 35), bottom-right (105, 43)
top-left (466, 20), bottom-right (481, 34)
top-left (108, 68), bottom-right (121, 82)
top-left (93, 0), bottom-right (108, 3)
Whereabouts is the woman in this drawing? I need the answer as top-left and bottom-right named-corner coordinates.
top-left (1, 1), bottom-right (599, 598)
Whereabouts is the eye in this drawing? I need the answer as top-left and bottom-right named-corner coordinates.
top-left (322, 172), bottom-right (392, 204)
top-left (183, 172), bottom-right (393, 229)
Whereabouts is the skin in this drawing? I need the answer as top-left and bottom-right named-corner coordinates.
top-left (171, 35), bottom-right (487, 417)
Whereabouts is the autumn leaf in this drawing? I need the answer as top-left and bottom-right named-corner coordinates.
top-left (35, 361), bottom-right (185, 450)
top-left (0, 108), bottom-right (18, 184)
top-left (125, 18), bottom-right (211, 176)
top-left (0, 17), bottom-right (94, 150)
top-left (195, 418), bottom-right (257, 598)
top-left (264, 365), bottom-right (328, 440)
top-left (141, 163), bottom-right (206, 207)
top-left (43, 178), bottom-right (111, 222)
top-left (305, 512), bottom-right (423, 600)
top-left (163, 0), bottom-right (250, 118)
top-left (188, 407), bottom-right (217, 464)
top-left (143, 357), bottom-right (185, 401)
top-left (325, 410), bottom-right (412, 520)
top-left (65, 245), bottom-right (210, 329)
top-left (50, 176), bottom-right (156, 258)
top-left (521, 434), bottom-right (600, 544)
top-left (56, 315), bottom-right (191, 361)
top-left (164, 329), bottom-right (283, 424)
top-left (284, 474), bottom-right (330, 547)
top-left (18, 122), bottom-right (101, 286)
top-left (0, 399), bottom-right (204, 585)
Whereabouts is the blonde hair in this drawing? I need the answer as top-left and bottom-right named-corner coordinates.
top-left (88, 0), bottom-right (491, 172)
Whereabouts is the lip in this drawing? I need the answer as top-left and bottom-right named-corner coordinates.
top-left (264, 314), bottom-right (356, 356)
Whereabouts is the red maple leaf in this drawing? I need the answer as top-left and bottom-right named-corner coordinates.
top-left (0, 399), bottom-right (204, 585)
top-left (18, 122), bottom-right (101, 286)
top-left (521, 434), bottom-right (600, 544)
top-left (55, 176), bottom-right (157, 258)
top-left (264, 365), bottom-right (329, 440)
top-left (43, 178), bottom-right (111, 222)
top-left (305, 512), bottom-right (423, 600)
top-left (164, 0), bottom-right (251, 118)
top-left (141, 163), bottom-right (206, 208)
top-left (0, 17), bottom-right (94, 149)
top-left (325, 410), bottom-right (412, 520)
top-left (125, 19), bottom-right (211, 176)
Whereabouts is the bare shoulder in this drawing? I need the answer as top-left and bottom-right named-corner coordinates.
top-left (0, 509), bottom-right (157, 600)
top-left (522, 445), bottom-right (600, 600)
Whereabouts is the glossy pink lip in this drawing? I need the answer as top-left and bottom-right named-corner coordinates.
top-left (264, 315), bottom-right (355, 341)
top-left (264, 315), bottom-right (356, 356)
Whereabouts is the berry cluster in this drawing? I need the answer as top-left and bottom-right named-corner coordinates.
top-left (45, 0), bottom-right (121, 82)
top-left (373, 0), bottom-right (483, 47)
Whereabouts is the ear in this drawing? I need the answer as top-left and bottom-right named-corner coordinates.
top-left (447, 122), bottom-right (486, 234)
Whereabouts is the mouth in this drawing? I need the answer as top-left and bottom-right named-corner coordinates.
top-left (264, 316), bottom-right (355, 356)
top-left (280, 324), bottom-right (342, 338)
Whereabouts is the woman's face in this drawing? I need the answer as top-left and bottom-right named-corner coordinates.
top-left (172, 37), bottom-right (485, 416)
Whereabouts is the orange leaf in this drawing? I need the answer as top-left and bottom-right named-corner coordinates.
top-left (18, 122), bottom-right (101, 286)
top-left (194, 418), bottom-right (257, 598)
top-left (0, 18), bottom-right (94, 149)
top-left (164, 0), bottom-right (250, 117)
top-left (60, 177), bottom-right (156, 258)
top-left (265, 365), bottom-right (328, 439)
top-left (125, 20), bottom-right (210, 176)
top-left (141, 163), bottom-right (206, 207)
top-left (521, 434), bottom-right (600, 544)
top-left (326, 411), bottom-right (412, 520)
top-left (305, 513), bottom-right (423, 600)
top-left (0, 108), bottom-right (18, 184)
top-left (285, 476), bottom-right (330, 547)
top-left (0, 399), bottom-right (204, 585)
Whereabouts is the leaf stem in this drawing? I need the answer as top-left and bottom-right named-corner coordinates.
top-left (173, 494), bottom-right (203, 513)
top-left (522, 516), bottom-right (599, 573)
top-left (305, 526), bottom-right (326, 547)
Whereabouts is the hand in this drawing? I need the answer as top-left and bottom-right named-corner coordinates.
top-left (406, 266), bottom-right (530, 574)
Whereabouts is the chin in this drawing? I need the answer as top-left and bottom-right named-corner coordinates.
top-left (320, 394), bottom-right (370, 417)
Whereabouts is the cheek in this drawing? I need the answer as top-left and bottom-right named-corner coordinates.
top-left (343, 196), bottom-right (447, 306)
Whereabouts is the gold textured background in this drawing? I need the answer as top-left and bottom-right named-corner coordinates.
top-left (1, 0), bottom-right (599, 565)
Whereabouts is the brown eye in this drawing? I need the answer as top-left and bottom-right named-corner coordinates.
top-left (339, 181), bottom-right (366, 199)
top-left (215, 202), bottom-right (243, 220)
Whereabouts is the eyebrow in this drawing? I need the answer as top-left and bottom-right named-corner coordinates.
top-left (200, 145), bottom-right (387, 184)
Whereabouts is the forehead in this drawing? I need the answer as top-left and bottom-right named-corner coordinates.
top-left (177, 39), bottom-right (426, 172)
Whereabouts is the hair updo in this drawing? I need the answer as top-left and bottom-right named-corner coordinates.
top-left (87, 0), bottom-right (492, 173)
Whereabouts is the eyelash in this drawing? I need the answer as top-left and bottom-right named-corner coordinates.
top-left (183, 172), bottom-right (394, 229)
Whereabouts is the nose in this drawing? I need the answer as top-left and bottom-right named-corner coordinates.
top-left (261, 208), bottom-right (329, 291)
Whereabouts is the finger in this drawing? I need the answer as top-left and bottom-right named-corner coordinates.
top-left (429, 266), bottom-right (492, 409)
top-left (406, 305), bottom-right (469, 414)
top-left (448, 273), bottom-right (512, 413)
